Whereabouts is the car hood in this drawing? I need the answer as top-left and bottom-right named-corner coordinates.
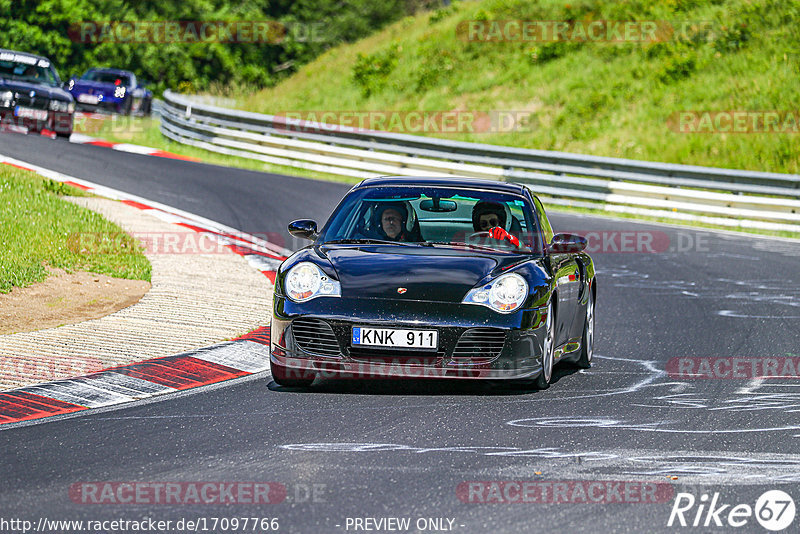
top-left (0, 78), bottom-right (72, 101)
top-left (319, 245), bottom-right (526, 302)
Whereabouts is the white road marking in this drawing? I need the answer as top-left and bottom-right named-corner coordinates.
top-left (81, 372), bottom-right (176, 396)
top-left (191, 341), bottom-right (271, 373)
top-left (24, 381), bottom-right (133, 408)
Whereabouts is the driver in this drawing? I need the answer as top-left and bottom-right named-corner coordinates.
top-left (471, 201), bottom-right (519, 247)
top-left (376, 202), bottom-right (413, 242)
top-left (23, 65), bottom-right (41, 79)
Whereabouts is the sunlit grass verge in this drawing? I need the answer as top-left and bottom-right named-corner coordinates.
top-left (0, 165), bottom-right (151, 293)
top-left (91, 116), bottom-right (361, 185)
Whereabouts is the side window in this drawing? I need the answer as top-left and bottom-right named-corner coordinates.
top-left (532, 196), bottom-right (553, 245)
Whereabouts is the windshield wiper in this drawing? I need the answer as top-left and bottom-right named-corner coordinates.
top-left (427, 241), bottom-right (506, 252)
top-left (324, 238), bottom-right (416, 246)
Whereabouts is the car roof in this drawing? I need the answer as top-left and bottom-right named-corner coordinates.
top-left (0, 49), bottom-right (51, 62)
top-left (86, 67), bottom-right (134, 76)
top-left (355, 176), bottom-right (527, 195)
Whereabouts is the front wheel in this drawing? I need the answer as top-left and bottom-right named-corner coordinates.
top-left (576, 289), bottom-right (594, 368)
top-left (270, 360), bottom-right (315, 388)
top-left (535, 301), bottom-right (555, 389)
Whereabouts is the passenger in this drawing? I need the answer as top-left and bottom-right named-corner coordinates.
top-left (471, 201), bottom-right (519, 247)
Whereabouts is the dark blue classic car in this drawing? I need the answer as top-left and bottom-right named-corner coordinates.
top-left (0, 49), bottom-right (74, 138)
top-left (270, 177), bottom-right (597, 390)
top-left (67, 68), bottom-right (152, 115)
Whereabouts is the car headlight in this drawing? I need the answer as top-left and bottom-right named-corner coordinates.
top-left (285, 262), bottom-right (341, 303)
top-left (463, 273), bottom-right (528, 313)
top-left (67, 102), bottom-right (75, 113)
top-left (114, 86), bottom-right (126, 98)
top-left (0, 90), bottom-right (12, 107)
top-left (49, 100), bottom-right (69, 112)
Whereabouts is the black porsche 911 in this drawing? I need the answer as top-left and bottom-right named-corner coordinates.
top-left (270, 176), bottom-right (596, 389)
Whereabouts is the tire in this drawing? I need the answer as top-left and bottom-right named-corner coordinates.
top-left (535, 300), bottom-right (555, 389)
top-left (576, 289), bottom-right (595, 369)
top-left (270, 360), bottom-right (315, 388)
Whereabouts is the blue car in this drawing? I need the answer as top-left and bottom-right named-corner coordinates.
top-left (67, 68), bottom-right (152, 116)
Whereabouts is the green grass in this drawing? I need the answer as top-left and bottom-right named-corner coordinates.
top-left (217, 0), bottom-right (800, 175)
top-left (0, 165), bottom-right (151, 293)
top-left (91, 117), bottom-right (362, 185)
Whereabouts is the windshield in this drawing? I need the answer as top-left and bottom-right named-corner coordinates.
top-left (319, 185), bottom-right (543, 254)
top-left (82, 71), bottom-right (132, 86)
top-left (0, 53), bottom-right (59, 86)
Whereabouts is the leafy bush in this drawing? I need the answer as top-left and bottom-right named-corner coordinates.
top-left (352, 45), bottom-right (401, 98)
top-left (713, 23), bottom-right (749, 53)
top-left (655, 46), bottom-right (697, 82)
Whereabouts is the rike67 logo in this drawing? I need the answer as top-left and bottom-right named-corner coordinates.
top-left (668, 490), bottom-right (796, 531)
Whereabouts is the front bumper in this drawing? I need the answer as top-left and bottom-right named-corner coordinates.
top-left (270, 296), bottom-right (548, 380)
top-left (0, 107), bottom-right (73, 135)
top-left (74, 97), bottom-right (127, 114)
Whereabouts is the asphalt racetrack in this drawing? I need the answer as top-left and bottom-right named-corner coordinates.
top-left (2, 131), bottom-right (800, 533)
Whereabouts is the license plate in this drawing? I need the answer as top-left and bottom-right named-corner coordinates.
top-left (77, 94), bottom-right (99, 104)
top-left (352, 327), bottom-right (438, 351)
top-left (14, 106), bottom-right (47, 120)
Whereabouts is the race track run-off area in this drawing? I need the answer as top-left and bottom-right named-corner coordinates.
top-left (1, 131), bottom-right (800, 533)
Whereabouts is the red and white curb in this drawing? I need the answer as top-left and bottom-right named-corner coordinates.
top-left (0, 329), bottom-right (271, 425)
top-left (69, 132), bottom-right (200, 161)
top-left (0, 154), bottom-right (289, 426)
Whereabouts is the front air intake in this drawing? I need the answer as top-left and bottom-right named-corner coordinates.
top-left (291, 318), bottom-right (341, 357)
top-left (451, 328), bottom-right (506, 364)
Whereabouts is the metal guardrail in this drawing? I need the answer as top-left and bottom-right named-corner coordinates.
top-left (159, 90), bottom-right (800, 233)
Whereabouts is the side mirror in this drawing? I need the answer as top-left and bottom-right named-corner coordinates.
top-left (288, 219), bottom-right (318, 241)
top-left (549, 233), bottom-right (587, 253)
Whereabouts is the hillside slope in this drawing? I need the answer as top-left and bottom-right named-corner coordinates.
top-left (237, 0), bottom-right (800, 174)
